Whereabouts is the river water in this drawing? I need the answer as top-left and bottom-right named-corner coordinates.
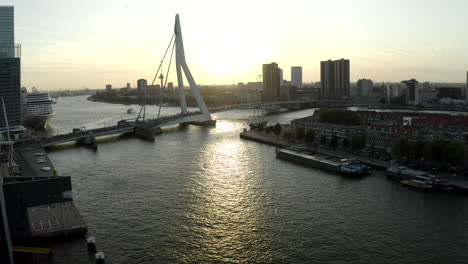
top-left (47, 96), bottom-right (468, 264)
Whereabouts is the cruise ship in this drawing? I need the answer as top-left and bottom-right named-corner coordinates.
top-left (21, 88), bottom-right (54, 129)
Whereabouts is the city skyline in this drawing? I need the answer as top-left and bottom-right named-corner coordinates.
top-left (2, 0), bottom-right (468, 90)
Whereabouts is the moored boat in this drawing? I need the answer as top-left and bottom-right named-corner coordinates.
top-left (400, 179), bottom-right (436, 191)
top-left (276, 149), bottom-right (369, 176)
top-left (340, 159), bottom-right (371, 176)
top-left (21, 88), bottom-right (54, 129)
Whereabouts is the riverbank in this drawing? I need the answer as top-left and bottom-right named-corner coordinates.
top-left (240, 130), bottom-right (468, 191)
top-left (240, 130), bottom-right (390, 170)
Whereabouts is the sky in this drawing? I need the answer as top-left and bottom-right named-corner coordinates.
top-left (1, 0), bottom-right (468, 90)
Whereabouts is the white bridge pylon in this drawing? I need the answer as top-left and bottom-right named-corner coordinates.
top-left (174, 14), bottom-right (212, 122)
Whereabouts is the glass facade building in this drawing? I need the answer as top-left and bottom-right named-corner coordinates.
top-left (0, 6), bottom-right (22, 132)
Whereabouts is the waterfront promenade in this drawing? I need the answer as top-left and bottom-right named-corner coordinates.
top-left (240, 130), bottom-right (468, 187)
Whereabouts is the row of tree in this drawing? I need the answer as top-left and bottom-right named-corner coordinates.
top-left (392, 136), bottom-right (465, 166)
top-left (292, 126), bottom-right (366, 151)
top-left (256, 123), bottom-right (282, 138)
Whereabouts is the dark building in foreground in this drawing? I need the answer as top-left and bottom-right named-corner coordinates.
top-left (0, 6), bottom-right (22, 138)
top-left (320, 59), bottom-right (350, 100)
top-left (0, 56), bottom-right (21, 130)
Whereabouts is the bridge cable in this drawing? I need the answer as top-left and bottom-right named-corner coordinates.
top-left (137, 33), bottom-right (175, 121)
top-left (157, 41), bottom-right (176, 119)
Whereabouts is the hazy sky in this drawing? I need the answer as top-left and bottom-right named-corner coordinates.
top-left (2, 0), bottom-right (468, 90)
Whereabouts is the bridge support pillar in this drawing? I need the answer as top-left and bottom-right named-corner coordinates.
top-left (77, 136), bottom-right (97, 151)
top-left (184, 120), bottom-right (217, 126)
top-left (134, 126), bottom-right (156, 141)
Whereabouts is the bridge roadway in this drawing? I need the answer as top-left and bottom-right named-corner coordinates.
top-left (33, 101), bottom-right (371, 148)
top-left (210, 100), bottom-right (371, 112)
top-left (37, 111), bottom-right (205, 147)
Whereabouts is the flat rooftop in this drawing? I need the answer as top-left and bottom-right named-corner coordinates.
top-left (27, 201), bottom-right (87, 239)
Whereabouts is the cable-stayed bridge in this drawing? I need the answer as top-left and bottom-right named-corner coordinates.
top-left (22, 15), bottom-right (367, 150)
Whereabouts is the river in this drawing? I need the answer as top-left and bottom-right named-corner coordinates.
top-left (47, 96), bottom-right (468, 263)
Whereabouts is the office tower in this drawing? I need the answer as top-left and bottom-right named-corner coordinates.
top-left (0, 6), bottom-right (22, 134)
top-left (105, 84), bottom-right (112, 91)
top-left (291, 66), bottom-right (303, 88)
top-left (168, 82), bottom-right (174, 91)
top-left (390, 84), bottom-right (400, 98)
top-left (334, 59), bottom-right (350, 99)
top-left (0, 6), bottom-right (14, 57)
top-left (262, 63), bottom-right (281, 101)
top-left (279, 68), bottom-right (283, 86)
top-left (402, 79), bottom-right (419, 105)
top-left (356, 79), bottom-right (373, 97)
top-left (320, 59), bottom-right (350, 100)
top-left (137, 79), bottom-right (148, 94)
top-left (320, 60), bottom-right (334, 99)
top-left (356, 79), bottom-right (373, 102)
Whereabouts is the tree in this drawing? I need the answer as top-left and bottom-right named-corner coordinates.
top-left (370, 144), bottom-right (376, 154)
top-left (410, 141), bottom-right (426, 160)
top-left (342, 138), bottom-right (350, 149)
top-left (351, 136), bottom-right (366, 151)
top-left (331, 134), bottom-right (338, 149)
top-left (320, 135), bottom-right (327, 145)
top-left (444, 140), bottom-right (465, 166)
top-left (296, 126), bottom-right (305, 139)
top-left (305, 129), bottom-right (316, 142)
top-left (428, 136), bottom-right (446, 163)
top-left (283, 131), bottom-right (293, 139)
top-left (257, 123), bottom-right (264, 132)
top-left (391, 136), bottom-right (410, 158)
top-left (379, 97), bottom-right (386, 105)
top-left (273, 123), bottom-right (282, 138)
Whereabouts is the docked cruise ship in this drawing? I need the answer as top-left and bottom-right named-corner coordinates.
top-left (21, 88), bottom-right (54, 129)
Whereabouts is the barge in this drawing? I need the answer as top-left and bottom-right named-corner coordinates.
top-left (387, 166), bottom-right (453, 191)
top-left (275, 148), bottom-right (370, 176)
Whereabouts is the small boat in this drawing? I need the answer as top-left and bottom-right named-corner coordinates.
top-left (127, 108), bottom-right (134, 114)
top-left (41, 166), bottom-right (51, 171)
top-left (400, 179), bottom-right (436, 191)
top-left (339, 159), bottom-right (370, 176)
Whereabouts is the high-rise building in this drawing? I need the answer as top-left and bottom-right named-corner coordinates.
top-left (137, 79), bottom-right (148, 94)
top-left (466, 70), bottom-right (468, 100)
top-left (0, 6), bottom-right (14, 58)
top-left (402, 79), bottom-right (419, 105)
top-left (262, 63), bottom-right (281, 101)
top-left (105, 84), bottom-right (112, 91)
top-left (356, 79), bottom-right (373, 102)
top-left (279, 68), bottom-right (284, 86)
top-left (0, 6), bottom-right (22, 135)
top-left (334, 59), bottom-right (350, 99)
top-left (291, 66), bottom-right (302, 88)
top-left (320, 60), bottom-right (334, 99)
top-left (126, 83), bottom-right (131, 89)
top-left (320, 59), bottom-right (350, 100)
